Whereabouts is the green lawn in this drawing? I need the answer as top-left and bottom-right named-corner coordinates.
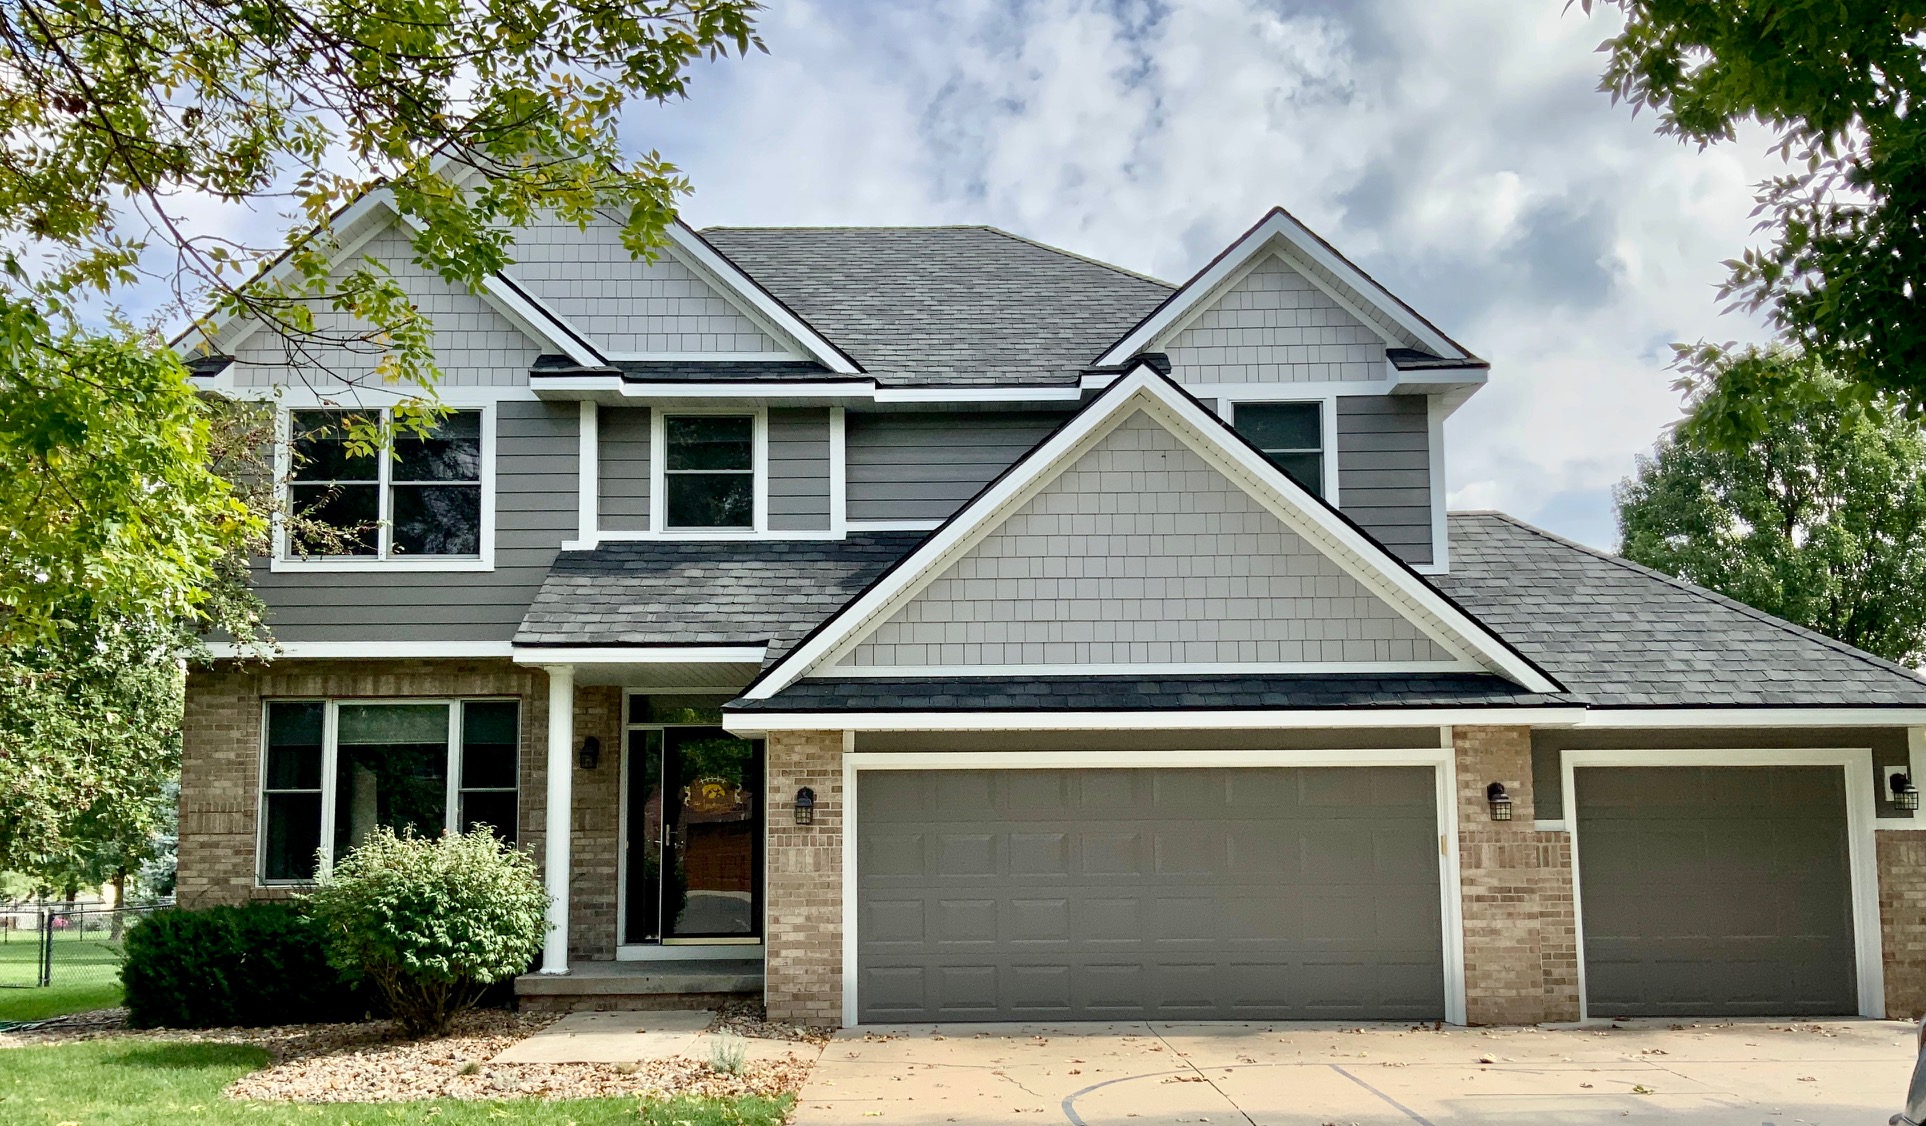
top-left (0, 1039), bottom-right (793, 1125)
top-left (0, 926), bottom-right (125, 1023)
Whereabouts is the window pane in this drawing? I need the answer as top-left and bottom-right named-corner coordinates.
top-left (461, 701), bottom-right (519, 790)
top-left (291, 410), bottom-right (379, 482)
top-left (264, 742), bottom-right (322, 791)
top-left (666, 473), bottom-right (752, 528)
top-left (1235, 403), bottom-right (1321, 452)
top-left (290, 484), bottom-right (379, 555)
top-left (1270, 451), bottom-right (1323, 495)
top-left (266, 700), bottom-right (324, 749)
top-left (665, 416), bottom-right (752, 471)
top-left (393, 411), bottom-right (481, 483)
top-left (333, 703), bottom-right (450, 855)
top-left (391, 484), bottom-right (481, 555)
top-left (459, 791), bottom-right (517, 842)
top-left (262, 792), bottom-right (322, 881)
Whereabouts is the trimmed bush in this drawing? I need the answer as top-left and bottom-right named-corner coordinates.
top-left (121, 901), bottom-right (373, 1028)
top-left (306, 828), bottom-right (546, 1037)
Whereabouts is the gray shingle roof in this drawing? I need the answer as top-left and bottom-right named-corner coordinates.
top-left (725, 672), bottom-right (1565, 713)
top-left (529, 355), bottom-right (849, 383)
top-left (516, 515), bottom-right (1926, 712)
top-left (1431, 513), bottom-right (1926, 709)
top-left (698, 227), bottom-right (1173, 387)
top-left (514, 534), bottom-right (925, 650)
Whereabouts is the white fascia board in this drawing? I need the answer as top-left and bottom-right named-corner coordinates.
top-left (1095, 209), bottom-right (1464, 366)
top-left (201, 641), bottom-right (516, 659)
top-left (742, 365), bottom-right (1558, 700)
top-left (1571, 708), bottom-right (1926, 729)
top-left (723, 707), bottom-right (1586, 735)
top-left (873, 385), bottom-right (1083, 403)
top-left (510, 645), bottom-right (768, 665)
top-left (665, 223), bottom-right (861, 375)
top-left (480, 272), bottom-right (602, 366)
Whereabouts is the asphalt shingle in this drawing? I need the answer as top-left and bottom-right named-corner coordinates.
top-left (698, 227), bottom-right (1173, 386)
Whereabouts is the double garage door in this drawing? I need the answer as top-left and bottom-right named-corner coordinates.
top-left (856, 766), bottom-right (1447, 1023)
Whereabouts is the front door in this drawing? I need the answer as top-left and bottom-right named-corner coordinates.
top-left (623, 726), bottom-right (763, 945)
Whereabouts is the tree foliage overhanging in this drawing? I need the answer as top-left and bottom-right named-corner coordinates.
top-left (0, 0), bottom-right (762, 877)
top-left (1587, 1), bottom-right (1926, 419)
top-left (1617, 346), bottom-right (1926, 666)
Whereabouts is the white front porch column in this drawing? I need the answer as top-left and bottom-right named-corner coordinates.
top-left (540, 664), bottom-right (574, 974)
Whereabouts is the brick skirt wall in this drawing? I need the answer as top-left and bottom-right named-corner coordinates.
top-left (177, 660), bottom-right (622, 962)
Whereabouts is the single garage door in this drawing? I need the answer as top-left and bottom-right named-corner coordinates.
top-left (856, 766), bottom-right (1444, 1022)
top-left (1574, 766), bottom-right (1856, 1017)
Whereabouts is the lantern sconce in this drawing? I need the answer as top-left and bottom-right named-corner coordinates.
top-left (1486, 781), bottom-right (1513, 822)
top-left (1891, 771), bottom-right (1920, 812)
top-left (577, 735), bottom-right (601, 772)
top-left (794, 786), bottom-right (817, 825)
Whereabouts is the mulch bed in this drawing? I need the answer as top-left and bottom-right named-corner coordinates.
top-left (0, 1003), bottom-right (825, 1104)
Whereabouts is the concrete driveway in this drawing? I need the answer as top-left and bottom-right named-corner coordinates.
top-left (791, 1019), bottom-right (1916, 1125)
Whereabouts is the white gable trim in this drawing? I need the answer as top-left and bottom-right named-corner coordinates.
top-left (667, 223), bottom-right (862, 375)
top-left (1095, 208), bottom-right (1470, 366)
top-left (741, 365), bottom-right (1558, 700)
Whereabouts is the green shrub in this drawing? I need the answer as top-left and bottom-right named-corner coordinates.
top-left (306, 827), bottom-right (546, 1037)
top-left (120, 902), bottom-right (372, 1028)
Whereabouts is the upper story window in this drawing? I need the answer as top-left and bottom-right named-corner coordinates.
top-left (1233, 401), bottom-right (1324, 496)
top-left (259, 697), bottom-right (519, 884)
top-left (287, 409), bottom-right (484, 559)
top-left (663, 415), bottom-right (754, 530)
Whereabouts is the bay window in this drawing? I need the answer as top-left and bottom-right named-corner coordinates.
top-left (259, 698), bottom-right (520, 883)
top-left (286, 408), bottom-right (485, 560)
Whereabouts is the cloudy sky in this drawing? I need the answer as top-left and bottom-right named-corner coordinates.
top-left (614, 0), bottom-right (1781, 549)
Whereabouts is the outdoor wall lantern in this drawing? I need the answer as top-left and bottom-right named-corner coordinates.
top-left (1486, 782), bottom-right (1513, 822)
top-left (1892, 771), bottom-right (1920, 812)
top-left (794, 786), bottom-right (817, 825)
top-left (577, 735), bottom-right (601, 772)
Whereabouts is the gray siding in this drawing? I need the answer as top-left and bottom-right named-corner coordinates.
top-left (1337, 395), bottom-right (1433, 566)
top-left (252, 399), bottom-right (576, 641)
top-left (837, 410), bottom-right (1453, 671)
top-left (1164, 252), bottom-right (1395, 385)
top-left (769, 408), bottom-right (832, 531)
top-left (598, 406), bottom-right (650, 531)
top-left (845, 410), bottom-right (1066, 521)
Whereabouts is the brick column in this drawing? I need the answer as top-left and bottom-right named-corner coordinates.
top-left (568, 685), bottom-right (623, 962)
top-left (1880, 831), bottom-right (1926, 1019)
top-left (763, 730), bottom-right (845, 1026)
top-left (1455, 725), bottom-right (1580, 1025)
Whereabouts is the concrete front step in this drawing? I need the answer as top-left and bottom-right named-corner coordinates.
top-left (513, 958), bottom-right (762, 1013)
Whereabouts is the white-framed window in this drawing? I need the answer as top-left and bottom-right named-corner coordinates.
top-left (257, 697), bottom-right (520, 884)
top-left (649, 407), bottom-right (768, 534)
top-left (1228, 398), bottom-right (1334, 499)
top-left (274, 405), bottom-right (496, 571)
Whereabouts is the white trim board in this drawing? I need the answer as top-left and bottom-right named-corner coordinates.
top-left (510, 645), bottom-right (768, 666)
top-left (838, 747), bottom-right (1468, 1028)
top-left (1095, 207), bottom-right (1472, 367)
top-left (1559, 747), bottom-right (1885, 1021)
top-left (742, 364), bottom-right (1557, 700)
top-left (202, 640), bottom-right (518, 660)
top-left (667, 223), bottom-right (860, 375)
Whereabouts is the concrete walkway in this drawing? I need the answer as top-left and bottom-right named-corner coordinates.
top-left (490, 1010), bottom-right (815, 1065)
top-left (791, 1018), bottom-right (1917, 1125)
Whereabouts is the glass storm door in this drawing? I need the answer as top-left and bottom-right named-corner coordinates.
top-left (624, 727), bottom-right (763, 945)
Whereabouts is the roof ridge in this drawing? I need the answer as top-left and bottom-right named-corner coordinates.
top-left (699, 223), bottom-right (1175, 289)
top-left (1461, 511), bottom-right (1926, 686)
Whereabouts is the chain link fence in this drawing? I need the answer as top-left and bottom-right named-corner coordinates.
top-left (0, 903), bottom-right (167, 990)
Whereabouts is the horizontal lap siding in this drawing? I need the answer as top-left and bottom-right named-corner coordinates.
top-left (598, 407), bottom-right (650, 531)
top-left (770, 408), bottom-right (832, 531)
top-left (251, 399), bottom-right (576, 641)
top-left (1336, 395), bottom-right (1432, 566)
top-left (845, 410), bottom-right (1067, 521)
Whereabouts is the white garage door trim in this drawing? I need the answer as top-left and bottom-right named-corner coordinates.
top-left (1561, 747), bottom-right (1884, 1021)
top-left (841, 743), bottom-right (1468, 1028)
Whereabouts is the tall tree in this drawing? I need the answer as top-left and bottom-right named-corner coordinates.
top-left (1617, 347), bottom-right (1926, 665)
top-left (1586, 2), bottom-right (1926, 419)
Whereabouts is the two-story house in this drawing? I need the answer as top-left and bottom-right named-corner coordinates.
top-left (176, 193), bottom-right (1926, 1027)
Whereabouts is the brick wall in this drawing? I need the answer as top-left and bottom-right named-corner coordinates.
top-left (763, 730), bottom-right (844, 1026)
top-left (1454, 725), bottom-right (1580, 1025)
top-left (1881, 831), bottom-right (1926, 1019)
top-left (177, 661), bottom-right (623, 962)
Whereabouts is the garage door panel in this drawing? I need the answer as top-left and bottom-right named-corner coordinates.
top-left (1575, 765), bottom-right (1856, 1018)
top-left (857, 766), bottom-right (1445, 1022)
